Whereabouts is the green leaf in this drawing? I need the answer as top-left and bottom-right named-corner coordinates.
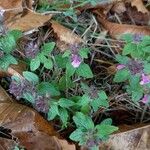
top-left (0, 34), bottom-right (16, 53)
top-left (23, 92), bottom-right (35, 103)
top-left (98, 91), bottom-right (108, 100)
top-left (0, 55), bottom-right (18, 70)
top-left (48, 104), bottom-right (59, 120)
top-left (9, 30), bottom-right (22, 40)
top-left (100, 118), bottom-right (112, 125)
top-left (23, 71), bottom-right (39, 84)
top-left (66, 62), bottom-right (76, 77)
top-left (144, 63), bottom-right (150, 74)
top-left (5, 54), bottom-right (18, 65)
top-left (121, 34), bottom-right (133, 42)
top-left (59, 108), bottom-right (69, 128)
top-left (76, 63), bottom-right (93, 78)
top-left (95, 124), bottom-right (118, 138)
top-left (78, 94), bottom-right (91, 106)
top-left (41, 42), bottom-right (55, 55)
top-left (91, 146), bottom-right (99, 150)
top-left (131, 91), bottom-right (143, 102)
top-left (30, 57), bottom-right (40, 71)
top-left (123, 43), bottom-right (137, 55)
top-left (79, 48), bottom-right (89, 58)
top-left (62, 50), bottom-right (71, 58)
top-left (91, 98), bottom-right (109, 112)
top-left (58, 75), bottom-right (74, 90)
top-left (43, 58), bottom-right (53, 69)
top-left (143, 46), bottom-right (150, 53)
top-left (73, 112), bottom-right (94, 130)
top-left (55, 54), bottom-right (68, 68)
top-left (69, 129), bottom-right (84, 142)
top-left (116, 54), bottom-right (129, 64)
top-left (38, 82), bottom-right (60, 96)
top-left (113, 69), bottom-right (130, 82)
top-left (58, 98), bottom-right (75, 108)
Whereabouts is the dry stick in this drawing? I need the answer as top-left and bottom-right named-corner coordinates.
top-left (93, 59), bottom-right (114, 66)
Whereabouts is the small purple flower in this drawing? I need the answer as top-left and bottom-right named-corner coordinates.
top-left (140, 74), bottom-right (150, 85)
top-left (117, 64), bottom-right (126, 70)
top-left (34, 95), bottom-right (49, 113)
top-left (9, 79), bottom-right (36, 100)
top-left (25, 42), bottom-right (39, 59)
top-left (141, 95), bottom-right (150, 104)
top-left (71, 54), bottom-right (82, 68)
top-left (127, 60), bottom-right (143, 75)
top-left (133, 34), bottom-right (143, 43)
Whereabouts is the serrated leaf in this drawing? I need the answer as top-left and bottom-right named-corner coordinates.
top-left (23, 71), bottom-right (39, 84)
top-left (44, 58), bottom-right (53, 69)
top-left (48, 104), bottom-right (59, 120)
top-left (95, 124), bottom-right (118, 138)
top-left (9, 30), bottom-right (22, 41)
top-left (76, 63), bottom-right (93, 78)
top-left (144, 63), bottom-right (150, 74)
top-left (59, 108), bottom-right (69, 128)
top-left (116, 54), bottom-right (129, 64)
top-left (30, 57), bottom-right (40, 71)
top-left (66, 62), bottom-right (76, 77)
top-left (69, 129), bottom-right (83, 142)
top-left (78, 94), bottom-right (91, 106)
top-left (23, 92), bottom-right (35, 103)
top-left (100, 118), bottom-right (112, 125)
top-left (113, 69), bottom-right (130, 83)
top-left (131, 91), bottom-right (143, 102)
top-left (58, 98), bottom-right (75, 108)
top-left (123, 43), bottom-right (137, 55)
top-left (91, 98), bottom-right (109, 112)
top-left (79, 48), bottom-right (89, 58)
top-left (55, 54), bottom-right (68, 69)
top-left (59, 75), bottom-right (74, 90)
top-left (62, 50), bottom-right (71, 58)
top-left (73, 112), bottom-right (94, 130)
top-left (0, 34), bottom-right (16, 53)
top-left (41, 42), bottom-right (55, 55)
top-left (38, 82), bottom-right (60, 96)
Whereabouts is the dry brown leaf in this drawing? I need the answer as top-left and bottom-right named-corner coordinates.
top-left (8, 9), bottom-right (52, 32)
top-left (0, 0), bottom-right (23, 22)
top-left (111, 2), bottom-right (126, 14)
top-left (51, 20), bottom-right (83, 51)
top-left (99, 124), bottom-right (150, 150)
top-left (130, 0), bottom-right (149, 14)
top-left (0, 86), bottom-right (76, 150)
top-left (95, 14), bottom-right (150, 38)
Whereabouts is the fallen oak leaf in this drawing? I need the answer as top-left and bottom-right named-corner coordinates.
top-left (51, 20), bottom-right (83, 51)
top-left (94, 11), bottom-right (150, 38)
top-left (7, 9), bottom-right (52, 32)
top-left (130, 0), bottom-right (149, 14)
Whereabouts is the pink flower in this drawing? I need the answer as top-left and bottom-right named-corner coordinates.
top-left (141, 95), bottom-right (149, 104)
top-left (116, 64), bottom-right (126, 70)
top-left (140, 74), bottom-right (150, 85)
top-left (71, 54), bottom-right (82, 68)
